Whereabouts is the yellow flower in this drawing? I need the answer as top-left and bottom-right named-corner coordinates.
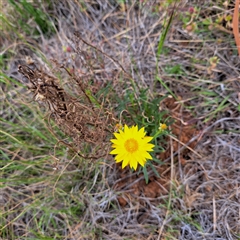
top-left (114, 123), bottom-right (123, 132)
top-left (110, 125), bottom-right (155, 170)
top-left (159, 123), bottom-right (167, 131)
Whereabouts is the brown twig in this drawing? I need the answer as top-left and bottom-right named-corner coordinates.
top-left (233, 0), bottom-right (240, 55)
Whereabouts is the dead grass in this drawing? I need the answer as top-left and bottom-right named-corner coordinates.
top-left (1, 0), bottom-right (240, 239)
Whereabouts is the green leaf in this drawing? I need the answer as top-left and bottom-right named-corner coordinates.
top-left (149, 162), bottom-right (160, 178)
top-left (143, 165), bottom-right (149, 184)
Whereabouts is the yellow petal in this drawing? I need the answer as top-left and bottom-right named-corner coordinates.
top-left (122, 157), bottom-right (130, 169)
top-left (130, 156), bottom-right (138, 170)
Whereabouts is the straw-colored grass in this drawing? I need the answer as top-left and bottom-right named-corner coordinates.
top-left (1, 1), bottom-right (240, 239)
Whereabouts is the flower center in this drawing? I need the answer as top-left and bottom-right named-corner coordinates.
top-left (124, 138), bottom-right (138, 153)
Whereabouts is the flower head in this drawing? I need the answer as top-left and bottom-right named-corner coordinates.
top-left (114, 123), bottom-right (123, 132)
top-left (110, 125), bottom-right (155, 170)
top-left (159, 123), bottom-right (167, 132)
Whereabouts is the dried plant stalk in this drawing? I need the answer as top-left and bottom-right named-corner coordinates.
top-left (18, 63), bottom-right (117, 159)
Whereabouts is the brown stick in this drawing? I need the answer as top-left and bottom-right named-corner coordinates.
top-left (233, 0), bottom-right (240, 55)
